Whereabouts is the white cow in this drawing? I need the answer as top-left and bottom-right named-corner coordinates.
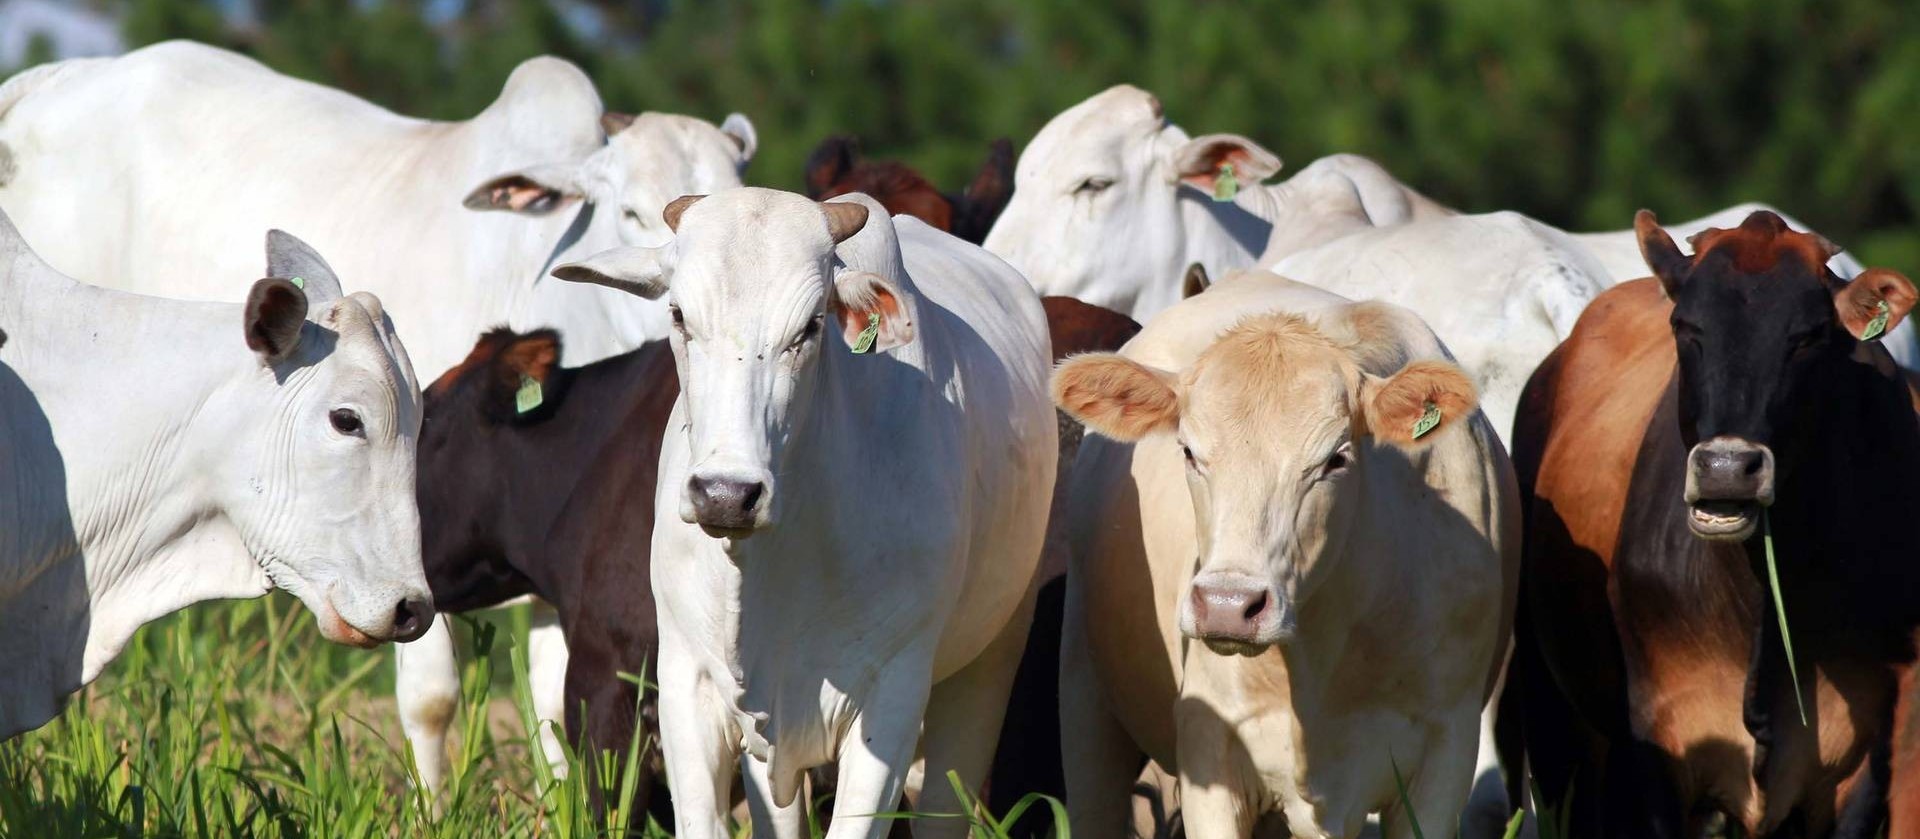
top-left (0, 215), bottom-right (430, 739)
top-left (1050, 271), bottom-right (1518, 838)
top-left (984, 84), bottom-right (1879, 325)
top-left (0, 40), bottom-right (755, 791)
top-left (551, 189), bottom-right (1057, 839)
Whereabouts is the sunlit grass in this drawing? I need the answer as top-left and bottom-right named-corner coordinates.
top-left (0, 594), bottom-right (1065, 838)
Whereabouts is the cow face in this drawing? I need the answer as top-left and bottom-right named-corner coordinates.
top-left (463, 112), bottom-right (756, 247)
top-left (550, 189), bottom-right (906, 537)
top-left (215, 232), bottom-right (432, 647)
top-left (1638, 210), bottom-right (1917, 541)
top-left (414, 328), bottom-right (562, 608)
top-left (1053, 312), bottom-right (1476, 654)
top-left (982, 85), bottom-right (1280, 305)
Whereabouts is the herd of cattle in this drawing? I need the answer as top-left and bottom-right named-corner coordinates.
top-left (3, 39), bottom-right (1918, 839)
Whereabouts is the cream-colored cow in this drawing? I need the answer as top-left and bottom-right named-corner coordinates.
top-left (1051, 271), bottom-right (1519, 838)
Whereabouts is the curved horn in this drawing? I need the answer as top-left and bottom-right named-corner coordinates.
top-left (663, 194), bottom-right (706, 232)
top-left (822, 202), bottom-right (870, 244)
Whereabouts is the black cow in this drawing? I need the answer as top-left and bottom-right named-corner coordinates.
top-left (1510, 210), bottom-right (1920, 838)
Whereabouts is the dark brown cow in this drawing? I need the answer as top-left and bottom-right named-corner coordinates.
top-left (802, 135), bottom-right (1014, 244)
top-left (1508, 210), bottom-right (1920, 838)
top-left (416, 330), bottom-right (677, 814)
top-left (418, 299), bottom-right (1138, 831)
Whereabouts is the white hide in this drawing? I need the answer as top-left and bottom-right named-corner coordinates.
top-left (981, 84), bottom-right (1448, 322)
top-left (0, 41), bottom-right (755, 375)
top-left (0, 214), bottom-right (429, 739)
top-left (1265, 211), bottom-right (1613, 441)
top-left (1055, 271), bottom-right (1518, 838)
top-left (985, 85), bottom-right (1913, 369)
top-left (0, 40), bottom-right (752, 782)
top-left (553, 189), bottom-right (1057, 839)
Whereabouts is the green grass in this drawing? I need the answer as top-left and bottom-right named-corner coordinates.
top-left (0, 594), bottom-right (1065, 838)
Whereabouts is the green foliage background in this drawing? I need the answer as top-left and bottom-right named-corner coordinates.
top-left (94, 0), bottom-right (1920, 268)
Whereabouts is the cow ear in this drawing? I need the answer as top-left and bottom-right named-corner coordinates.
top-left (1173, 134), bottom-right (1283, 194)
top-left (964, 138), bottom-right (1015, 207)
top-left (1635, 210), bottom-right (1692, 297)
top-left (265, 230), bottom-right (343, 307)
top-left (833, 271), bottom-right (914, 352)
top-left (551, 246), bottom-right (669, 300)
top-left (243, 277), bottom-right (309, 363)
top-left (1361, 360), bottom-right (1478, 448)
top-left (1051, 353), bottom-right (1179, 442)
top-left (490, 330), bottom-right (562, 419)
top-left (600, 111), bottom-right (636, 136)
top-left (1182, 262), bottom-right (1211, 299)
top-left (1835, 268), bottom-right (1919, 341)
top-left (804, 136), bottom-right (858, 199)
top-left (720, 113), bottom-right (757, 167)
top-left (463, 163), bottom-right (584, 215)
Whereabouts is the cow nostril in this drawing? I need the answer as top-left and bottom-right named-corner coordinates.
top-left (1242, 590), bottom-right (1269, 623)
top-left (393, 598), bottom-right (427, 637)
top-left (1742, 453), bottom-right (1764, 477)
top-left (741, 482), bottom-right (764, 513)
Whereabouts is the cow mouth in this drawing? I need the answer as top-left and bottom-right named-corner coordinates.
top-left (1688, 500), bottom-right (1760, 541)
top-left (1199, 637), bottom-right (1276, 657)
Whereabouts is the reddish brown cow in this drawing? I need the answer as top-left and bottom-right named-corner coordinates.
top-left (1509, 211), bottom-right (1920, 838)
top-left (802, 135), bottom-right (1014, 244)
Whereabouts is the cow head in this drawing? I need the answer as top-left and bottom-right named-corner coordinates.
top-left (1053, 309), bottom-right (1476, 654)
top-left (983, 85), bottom-right (1280, 307)
top-left (550, 188), bottom-right (908, 538)
top-left (414, 328), bottom-right (565, 608)
top-left (803, 135), bottom-right (955, 233)
top-left (218, 231), bottom-right (432, 647)
top-left (463, 111), bottom-right (756, 247)
top-left (1639, 209), bottom-right (1917, 541)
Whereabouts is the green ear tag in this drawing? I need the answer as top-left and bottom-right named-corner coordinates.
top-left (1863, 300), bottom-right (1890, 341)
top-left (289, 276), bottom-right (305, 290)
top-left (515, 374), bottom-right (544, 414)
top-left (1411, 401), bottom-right (1441, 440)
top-left (851, 312), bottom-right (880, 354)
top-left (1211, 163), bottom-right (1239, 203)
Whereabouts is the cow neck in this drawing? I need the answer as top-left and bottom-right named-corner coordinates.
top-left (0, 261), bottom-right (273, 685)
top-left (1173, 186), bottom-right (1274, 290)
top-left (1760, 345), bottom-right (1920, 631)
top-left (511, 201), bottom-right (659, 364)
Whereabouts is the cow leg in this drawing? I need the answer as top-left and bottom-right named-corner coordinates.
top-left (658, 631), bottom-right (739, 839)
top-left (823, 675), bottom-right (932, 839)
top-left (529, 598), bottom-right (572, 777)
top-left (743, 753), bottom-right (808, 839)
top-left (1384, 716), bottom-right (1481, 839)
top-left (1059, 564), bottom-right (1144, 839)
top-left (395, 613), bottom-right (460, 800)
top-left (914, 587), bottom-right (1038, 839)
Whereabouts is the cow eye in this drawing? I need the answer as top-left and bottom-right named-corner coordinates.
top-left (791, 315), bottom-right (823, 351)
top-left (1074, 177), bottom-right (1114, 196)
top-left (1321, 443), bottom-right (1353, 478)
top-left (622, 207), bottom-right (643, 224)
top-left (1180, 443), bottom-right (1197, 468)
top-left (329, 408), bottom-right (364, 436)
top-left (669, 305), bottom-right (686, 331)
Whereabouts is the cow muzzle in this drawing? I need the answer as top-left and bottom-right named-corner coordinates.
top-left (684, 467), bottom-right (774, 536)
top-left (1181, 571), bottom-right (1293, 655)
top-left (1683, 436), bottom-right (1775, 541)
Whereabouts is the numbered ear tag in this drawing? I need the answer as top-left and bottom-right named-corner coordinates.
top-left (851, 312), bottom-right (880, 354)
top-left (515, 374), bottom-right (544, 414)
top-left (1211, 163), bottom-right (1239, 203)
top-left (1411, 401), bottom-right (1441, 440)
top-left (1863, 300), bottom-right (1890, 341)
top-left (289, 276), bottom-right (305, 290)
